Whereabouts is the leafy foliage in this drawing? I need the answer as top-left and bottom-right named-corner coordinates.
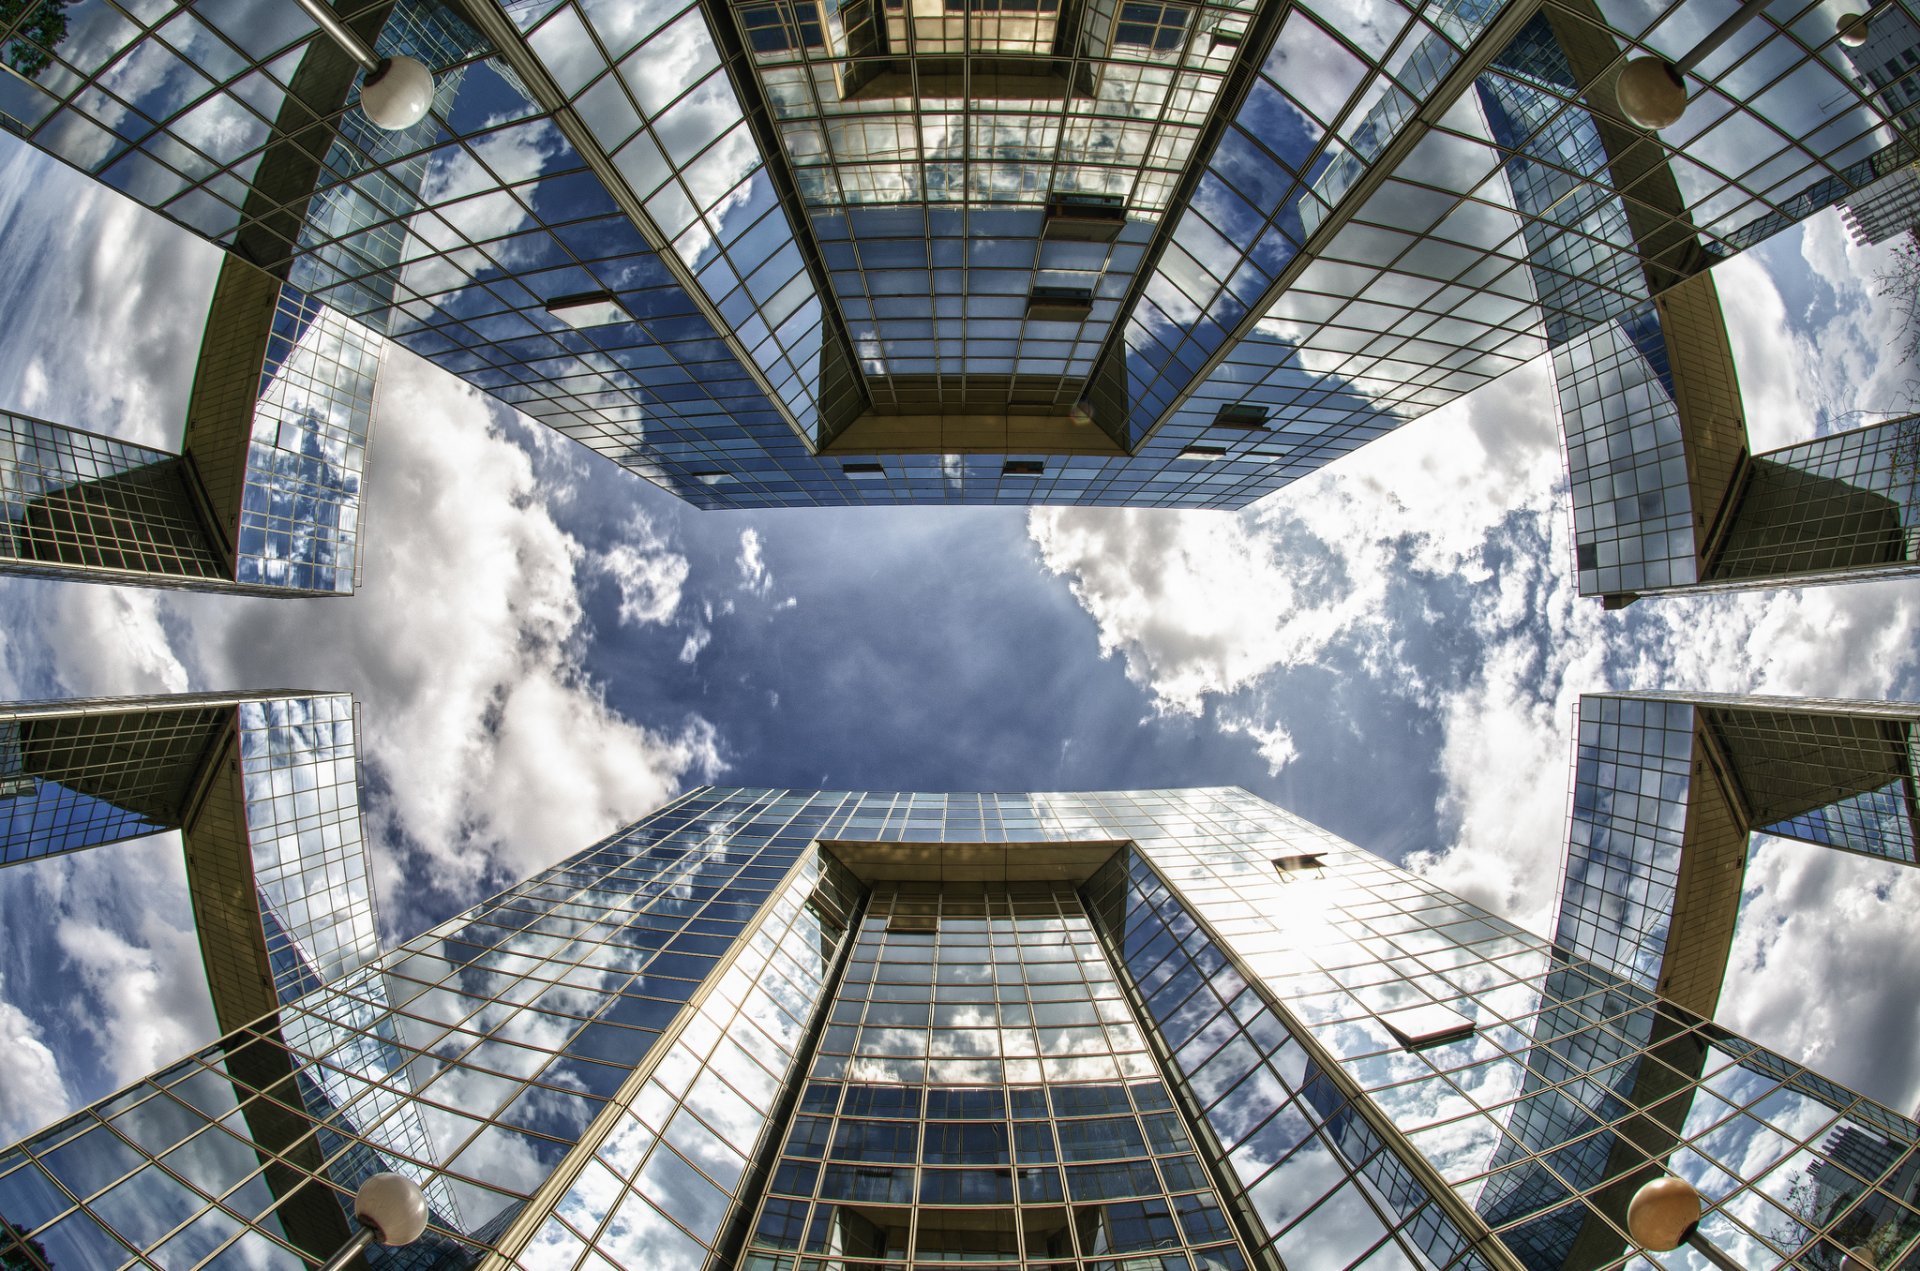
top-left (0, 0), bottom-right (71, 81)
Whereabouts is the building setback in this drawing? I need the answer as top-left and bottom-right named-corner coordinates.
top-left (0, 0), bottom-right (1914, 511)
top-left (1558, 691), bottom-right (1920, 1017)
top-left (0, 265), bottom-right (380, 596)
top-left (1, 781), bottom-right (1915, 1270)
top-left (0, 692), bottom-right (381, 1024)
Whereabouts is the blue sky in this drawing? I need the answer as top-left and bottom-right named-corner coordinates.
top-left (1, 130), bottom-right (1918, 1142)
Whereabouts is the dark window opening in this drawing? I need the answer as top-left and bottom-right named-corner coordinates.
top-left (1212, 403), bottom-right (1269, 430)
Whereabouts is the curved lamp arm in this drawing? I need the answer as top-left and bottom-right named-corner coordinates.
top-left (285, 0), bottom-right (435, 130)
top-left (1616, 0), bottom-right (1883, 129)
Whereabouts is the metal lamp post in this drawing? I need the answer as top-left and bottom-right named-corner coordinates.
top-left (288, 0), bottom-right (435, 130)
top-left (1625, 1175), bottom-right (1744, 1271)
top-left (1615, 2), bottom-right (1876, 129)
top-left (316, 1172), bottom-right (431, 1271)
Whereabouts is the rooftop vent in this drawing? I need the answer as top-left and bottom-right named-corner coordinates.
top-left (1273, 853), bottom-right (1325, 875)
top-left (1179, 445), bottom-right (1229, 461)
top-left (1027, 285), bottom-right (1095, 322)
top-left (1044, 194), bottom-right (1127, 243)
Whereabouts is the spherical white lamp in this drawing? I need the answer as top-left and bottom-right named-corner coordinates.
top-left (1616, 56), bottom-right (1688, 130)
top-left (355, 1172), bottom-right (430, 1246)
top-left (1836, 12), bottom-right (1870, 45)
top-left (317, 1172), bottom-right (430, 1271)
top-left (1626, 1175), bottom-right (1745, 1271)
top-left (357, 54), bottom-right (435, 131)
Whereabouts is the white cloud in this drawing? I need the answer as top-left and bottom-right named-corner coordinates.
top-left (1795, 213), bottom-right (1919, 431)
top-left (0, 141), bottom-right (218, 448)
top-left (49, 588), bottom-right (191, 697)
top-left (30, 834), bottom-right (216, 1090)
top-left (601, 513), bottom-right (691, 627)
top-left (679, 625), bottom-right (713, 664)
top-left (0, 975), bottom-right (68, 1143)
top-left (1718, 837), bottom-right (1920, 1112)
top-left (54, 915), bottom-right (213, 1088)
top-left (1714, 250), bottom-right (1821, 453)
top-left (737, 528), bottom-right (772, 597)
top-left (1028, 360), bottom-right (1562, 718)
top-left (173, 354), bottom-right (725, 903)
top-left (1219, 713), bottom-right (1300, 776)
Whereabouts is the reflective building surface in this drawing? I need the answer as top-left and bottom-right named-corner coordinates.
top-left (1556, 691), bottom-right (1919, 1018)
top-left (1, 0), bottom-right (1915, 508)
top-left (0, 691), bottom-right (380, 1024)
top-left (4, 784), bottom-right (1917, 1270)
top-left (0, 258), bottom-right (379, 595)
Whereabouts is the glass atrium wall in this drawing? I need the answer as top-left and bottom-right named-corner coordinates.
top-left (4, 786), bottom-right (1916, 1270)
top-left (0, 694), bottom-right (239, 866)
top-left (0, 691), bottom-right (381, 1015)
top-left (740, 878), bottom-right (1255, 1270)
top-left (0, 411), bottom-right (232, 588)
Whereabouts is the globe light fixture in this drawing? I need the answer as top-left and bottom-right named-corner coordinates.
top-left (289, 0), bottom-right (435, 131)
top-left (317, 1172), bottom-right (431, 1271)
top-left (1616, 57), bottom-right (1689, 129)
top-left (1626, 1175), bottom-right (1743, 1271)
top-left (357, 55), bottom-right (436, 131)
top-left (1614, 0), bottom-right (1773, 129)
top-left (1618, 2), bottom-right (1881, 128)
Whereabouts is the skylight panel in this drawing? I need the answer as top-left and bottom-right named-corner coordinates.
top-left (544, 292), bottom-right (632, 329)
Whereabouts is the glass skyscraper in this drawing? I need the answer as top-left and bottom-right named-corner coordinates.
top-left (0, 691), bottom-right (380, 1022)
top-left (0, 263), bottom-right (379, 596)
top-left (1557, 691), bottom-right (1919, 1017)
top-left (0, 0), bottom-right (1912, 510)
top-left (4, 780), bottom-right (1917, 1270)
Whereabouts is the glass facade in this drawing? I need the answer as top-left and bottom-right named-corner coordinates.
top-left (4, 0), bottom-right (1912, 509)
top-left (739, 877), bottom-right (1255, 1270)
top-left (1557, 692), bottom-right (1920, 1018)
top-left (4, 784), bottom-right (1918, 1270)
top-left (226, 283), bottom-right (381, 595)
top-left (0, 691), bottom-right (380, 1020)
top-left (0, 268), bottom-right (379, 596)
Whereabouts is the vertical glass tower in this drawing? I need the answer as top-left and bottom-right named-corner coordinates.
top-left (1557, 691), bottom-right (1919, 1017)
top-left (3, 784), bottom-right (1916, 1270)
top-left (0, 264), bottom-right (380, 596)
top-left (1, 0), bottom-right (1912, 509)
top-left (0, 691), bottom-right (380, 1023)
